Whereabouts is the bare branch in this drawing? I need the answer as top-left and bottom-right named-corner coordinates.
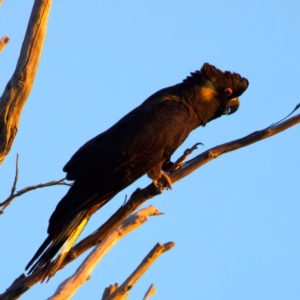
top-left (0, 0), bottom-right (52, 164)
top-left (143, 284), bottom-right (156, 300)
top-left (0, 174), bottom-right (71, 215)
top-left (47, 206), bottom-right (162, 300)
top-left (104, 242), bottom-right (175, 300)
top-left (171, 113), bottom-right (300, 183)
top-left (0, 36), bottom-right (10, 52)
top-left (1, 114), bottom-right (299, 299)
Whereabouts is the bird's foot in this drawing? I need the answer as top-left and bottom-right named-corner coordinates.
top-left (168, 143), bottom-right (203, 173)
top-left (153, 171), bottom-right (172, 191)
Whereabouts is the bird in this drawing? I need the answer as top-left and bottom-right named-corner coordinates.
top-left (26, 63), bottom-right (249, 281)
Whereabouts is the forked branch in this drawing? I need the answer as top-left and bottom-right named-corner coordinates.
top-left (0, 154), bottom-right (70, 214)
top-left (103, 243), bottom-right (175, 300)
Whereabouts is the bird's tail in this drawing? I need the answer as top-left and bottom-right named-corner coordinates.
top-left (26, 210), bottom-right (89, 282)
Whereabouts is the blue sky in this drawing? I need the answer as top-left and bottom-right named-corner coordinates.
top-left (1, 1), bottom-right (300, 299)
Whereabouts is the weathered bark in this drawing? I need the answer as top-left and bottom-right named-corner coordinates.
top-left (0, 0), bottom-right (52, 164)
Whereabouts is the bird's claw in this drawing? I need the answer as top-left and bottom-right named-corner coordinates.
top-left (168, 142), bottom-right (203, 173)
top-left (183, 142), bottom-right (203, 155)
top-left (153, 172), bottom-right (172, 191)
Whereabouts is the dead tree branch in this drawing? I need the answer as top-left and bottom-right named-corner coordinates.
top-left (0, 0), bottom-right (52, 164)
top-left (47, 206), bottom-right (163, 300)
top-left (1, 113), bottom-right (299, 300)
top-left (0, 154), bottom-right (71, 214)
top-left (0, 156), bottom-right (71, 215)
top-left (0, 178), bottom-right (70, 214)
top-left (103, 242), bottom-right (175, 300)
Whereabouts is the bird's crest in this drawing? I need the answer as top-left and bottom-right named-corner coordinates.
top-left (183, 63), bottom-right (249, 98)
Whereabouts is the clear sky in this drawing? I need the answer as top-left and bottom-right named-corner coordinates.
top-left (1, 1), bottom-right (300, 299)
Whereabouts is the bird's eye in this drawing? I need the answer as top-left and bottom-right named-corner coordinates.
top-left (224, 88), bottom-right (233, 96)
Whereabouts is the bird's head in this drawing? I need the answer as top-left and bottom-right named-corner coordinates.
top-left (201, 63), bottom-right (249, 116)
top-left (184, 63), bottom-right (249, 125)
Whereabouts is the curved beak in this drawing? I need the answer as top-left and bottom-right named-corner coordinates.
top-left (224, 97), bottom-right (240, 115)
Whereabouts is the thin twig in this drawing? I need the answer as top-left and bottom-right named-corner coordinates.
top-left (271, 103), bottom-right (300, 127)
top-left (0, 176), bottom-right (71, 214)
top-left (10, 154), bottom-right (19, 196)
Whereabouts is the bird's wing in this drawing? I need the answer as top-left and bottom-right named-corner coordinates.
top-left (48, 98), bottom-right (193, 233)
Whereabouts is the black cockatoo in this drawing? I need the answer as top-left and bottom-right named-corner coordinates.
top-left (26, 63), bottom-right (249, 281)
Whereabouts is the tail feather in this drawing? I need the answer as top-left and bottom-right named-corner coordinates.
top-left (25, 235), bottom-right (53, 272)
top-left (26, 210), bottom-right (89, 281)
top-left (42, 215), bottom-right (88, 281)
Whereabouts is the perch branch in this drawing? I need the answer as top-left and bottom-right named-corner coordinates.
top-left (171, 113), bottom-right (300, 182)
top-left (1, 113), bottom-right (300, 299)
top-left (64, 113), bottom-right (300, 260)
top-left (0, 0), bottom-right (52, 164)
top-left (47, 206), bottom-right (163, 300)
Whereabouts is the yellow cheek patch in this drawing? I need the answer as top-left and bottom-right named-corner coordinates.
top-left (200, 86), bottom-right (218, 102)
